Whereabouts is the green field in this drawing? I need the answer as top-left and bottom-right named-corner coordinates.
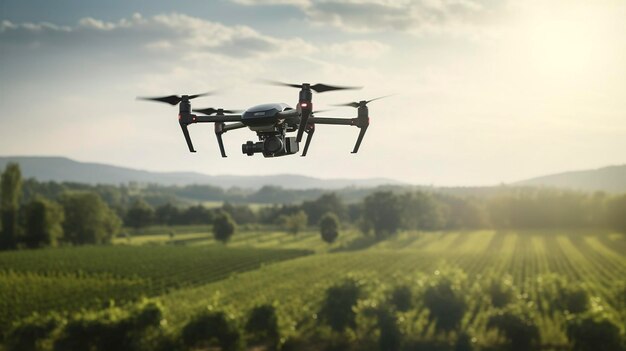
top-left (0, 245), bottom-right (310, 332)
top-left (1, 229), bottom-right (625, 349)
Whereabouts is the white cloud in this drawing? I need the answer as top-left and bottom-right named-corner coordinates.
top-left (230, 0), bottom-right (496, 36)
top-left (0, 13), bottom-right (315, 59)
top-left (327, 40), bottom-right (389, 59)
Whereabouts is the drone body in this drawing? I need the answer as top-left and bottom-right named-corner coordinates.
top-left (138, 82), bottom-right (380, 158)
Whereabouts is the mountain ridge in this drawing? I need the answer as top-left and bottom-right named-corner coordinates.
top-left (0, 156), bottom-right (402, 190)
top-left (1, 156), bottom-right (624, 193)
top-left (514, 164), bottom-right (626, 193)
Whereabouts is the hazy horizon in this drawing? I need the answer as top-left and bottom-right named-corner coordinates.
top-left (1, 0), bottom-right (625, 186)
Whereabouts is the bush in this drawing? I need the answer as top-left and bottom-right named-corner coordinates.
top-left (213, 211), bottom-right (237, 243)
top-left (319, 212), bottom-right (340, 244)
top-left (319, 279), bottom-right (362, 332)
top-left (488, 277), bottom-right (515, 308)
top-left (566, 312), bottom-right (625, 351)
top-left (543, 275), bottom-right (590, 314)
top-left (389, 285), bottom-right (413, 312)
top-left (53, 300), bottom-right (165, 351)
top-left (486, 305), bottom-right (539, 351)
top-left (6, 313), bottom-right (63, 351)
top-left (423, 273), bottom-right (467, 332)
top-left (377, 308), bottom-right (402, 351)
top-left (245, 304), bottom-right (280, 350)
top-left (181, 310), bottom-right (241, 351)
top-left (562, 285), bottom-right (590, 314)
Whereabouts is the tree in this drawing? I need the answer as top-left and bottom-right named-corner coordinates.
top-left (607, 195), bottom-right (626, 233)
top-left (279, 210), bottom-right (308, 235)
top-left (1, 163), bottom-right (23, 249)
top-left (180, 204), bottom-right (213, 225)
top-left (362, 191), bottom-right (402, 239)
top-left (213, 211), bottom-right (236, 243)
top-left (155, 203), bottom-right (180, 225)
top-left (23, 197), bottom-right (64, 248)
top-left (125, 199), bottom-right (155, 230)
top-left (301, 193), bottom-right (347, 224)
top-left (60, 192), bottom-right (121, 245)
top-left (222, 202), bottom-right (257, 224)
top-left (400, 192), bottom-right (445, 231)
top-left (319, 212), bottom-right (340, 244)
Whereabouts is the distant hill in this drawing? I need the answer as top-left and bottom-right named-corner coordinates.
top-left (0, 156), bottom-right (402, 190)
top-left (516, 165), bottom-right (626, 193)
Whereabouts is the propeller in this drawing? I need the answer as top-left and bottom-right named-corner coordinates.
top-left (333, 95), bottom-right (393, 108)
top-left (136, 92), bottom-right (211, 106)
top-left (312, 109), bottom-right (330, 115)
top-left (193, 107), bottom-right (243, 115)
top-left (262, 80), bottom-right (361, 93)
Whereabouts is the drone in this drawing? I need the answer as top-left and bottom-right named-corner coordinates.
top-left (137, 81), bottom-right (387, 158)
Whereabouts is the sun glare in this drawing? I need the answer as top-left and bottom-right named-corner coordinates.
top-left (523, 3), bottom-right (615, 77)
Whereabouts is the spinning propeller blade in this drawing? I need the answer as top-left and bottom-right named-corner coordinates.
top-left (193, 107), bottom-right (243, 115)
top-left (261, 80), bottom-right (361, 93)
top-left (333, 95), bottom-right (393, 108)
top-left (136, 92), bottom-right (212, 106)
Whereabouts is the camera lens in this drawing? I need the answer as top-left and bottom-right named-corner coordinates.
top-left (242, 141), bottom-right (255, 156)
top-left (264, 136), bottom-right (283, 154)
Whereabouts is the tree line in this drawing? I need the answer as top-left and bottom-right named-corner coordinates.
top-left (0, 164), bottom-right (121, 249)
top-left (2, 162), bottom-right (626, 250)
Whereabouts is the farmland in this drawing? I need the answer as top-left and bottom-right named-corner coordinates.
top-left (0, 245), bottom-right (310, 332)
top-left (1, 228), bottom-right (625, 349)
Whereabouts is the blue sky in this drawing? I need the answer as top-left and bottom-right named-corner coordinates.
top-left (1, 0), bottom-right (625, 185)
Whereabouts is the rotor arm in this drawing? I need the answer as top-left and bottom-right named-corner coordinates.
top-left (308, 115), bottom-right (369, 154)
top-left (194, 114), bottom-right (243, 123)
top-left (308, 116), bottom-right (356, 126)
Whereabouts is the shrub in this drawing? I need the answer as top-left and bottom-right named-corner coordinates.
top-left (6, 313), bottom-right (63, 351)
top-left (245, 304), bottom-right (280, 350)
top-left (539, 275), bottom-right (590, 314)
top-left (486, 305), bottom-right (539, 351)
top-left (423, 273), bottom-right (467, 332)
top-left (181, 310), bottom-right (241, 351)
top-left (488, 277), bottom-right (515, 308)
top-left (319, 279), bottom-right (362, 332)
top-left (389, 285), bottom-right (413, 312)
top-left (52, 300), bottom-right (164, 351)
top-left (377, 308), bottom-right (402, 351)
top-left (566, 312), bottom-right (625, 351)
